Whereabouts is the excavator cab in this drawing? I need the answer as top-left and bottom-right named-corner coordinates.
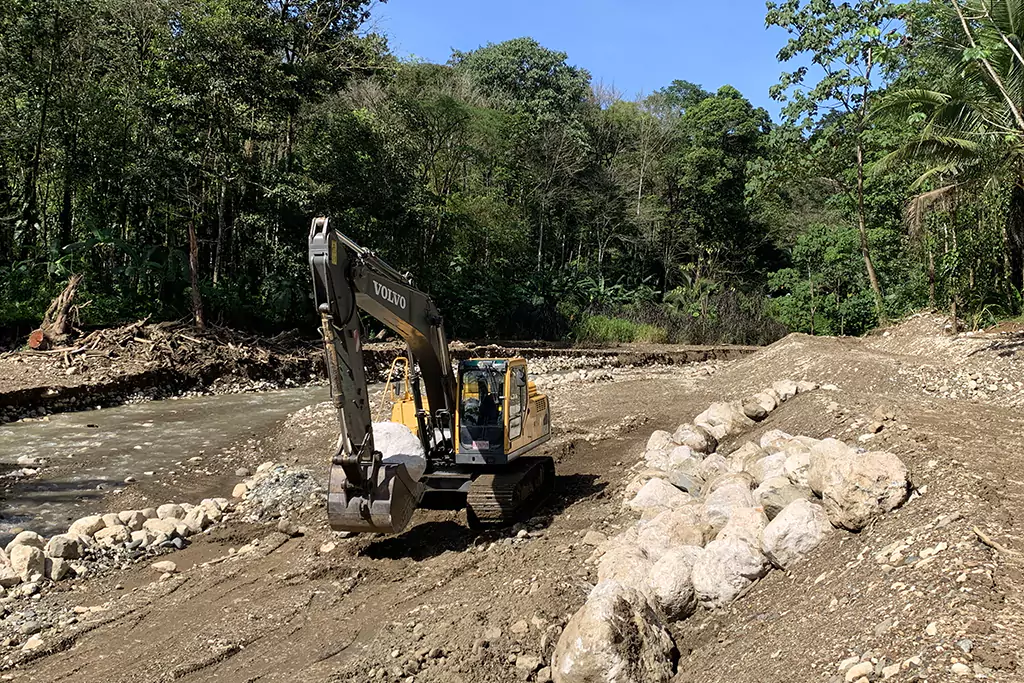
top-left (455, 359), bottom-right (551, 467)
top-left (457, 361), bottom-right (506, 461)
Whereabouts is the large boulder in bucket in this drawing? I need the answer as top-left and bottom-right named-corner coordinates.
top-left (373, 421), bottom-right (427, 481)
top-left (327, 422), bottom-right (426, 534)
top-left (552, 581), bottom-right (678, 683)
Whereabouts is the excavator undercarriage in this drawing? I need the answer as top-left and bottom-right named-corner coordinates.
top-left (309, 217), bottom-right (554, 535)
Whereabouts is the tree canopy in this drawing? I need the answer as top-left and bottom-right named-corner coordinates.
top-left (2, 1), bottom-right (1022, 344)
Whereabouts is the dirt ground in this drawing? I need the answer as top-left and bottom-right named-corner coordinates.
top-left (4, 315), bottom-right (1024, 682)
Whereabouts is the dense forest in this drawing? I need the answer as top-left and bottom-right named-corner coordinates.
top-left (2, 0), bottom-right (1024, 344)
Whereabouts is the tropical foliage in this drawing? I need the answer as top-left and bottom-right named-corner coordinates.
top-left (1, 0), bottom-right (1022, 343)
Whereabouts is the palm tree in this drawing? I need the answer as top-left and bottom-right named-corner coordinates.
top-left (877, 0), bottom-right (1024, 296)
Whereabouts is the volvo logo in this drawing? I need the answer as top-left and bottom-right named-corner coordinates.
top-left (373, 281), bottom-right (407, 310)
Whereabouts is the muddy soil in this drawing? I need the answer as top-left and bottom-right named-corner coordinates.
top-left (3, 316), bottom-right (1023, 682)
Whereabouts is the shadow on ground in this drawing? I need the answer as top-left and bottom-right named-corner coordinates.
top-left (359, 473), bottom-right (606, 561)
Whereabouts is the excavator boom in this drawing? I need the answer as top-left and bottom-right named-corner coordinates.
top-left (309, 217), bottom-right (456, 533)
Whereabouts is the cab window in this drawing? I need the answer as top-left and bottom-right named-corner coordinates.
top-left (508, 366), bottom-right (527, 439)
top-left (460, 369), bottom-right (503, 426)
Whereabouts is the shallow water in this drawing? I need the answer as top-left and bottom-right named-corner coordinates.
top-left (0, 386), bottom-right (328, 535)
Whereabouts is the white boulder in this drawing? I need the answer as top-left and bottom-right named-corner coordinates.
top-left (807, 438), bottom-right (854, 495)
top-left (69, 515), bottom-right (105, 538)
top-left (702, 471), bottom-right (755, 496)
top-left (622, 470), bottom-right (670, 502)
top-left (646, 430), bottom-right (674, 453)
top-left (143, 518), bottom-right (178, 537)
top-left (761, 499), bottom-right (831, 568)
top-left (374, 421), bottom-right (428, 481)
top-left (694, 402), bottom-right (754, 440)
top-left (183, 507), bottom-right (210, 534)
top-left (754, 477), bottom-right (814, 520)
top-left (101, 513), bottom-right (123, 529)
top-left (750, 392), bottom-right (778, 413)
top-left (759, 430), bottom-right (794, 453)
top-left (703, 483), bottom-right (756, 532)
top-left (552, 581), bottom-right (677, 683)
top-left (627, 478), bottom-right (693, 513)
top-left (119, 510), bottom-right (147, 531)
top-left (10, 545), bottom-right (44, 581)
top-left (94, 525), bottom-right (131, 547)
top-left (46, 557), bottom-right (72, 582)
top-left (772, 380), bottom-right (799, 401)
top-left (4, 531), bottom-right (44, 555)
top-left (671, 424), bottom-right (717, 455)
top-left (131, 529), bottom-right (157, 547)
top-left (665, 445), bottom-right (695, 469)
top-left (745, 453), bottom-right (787, 484)
top-left (783, 448), bottom-right (812, 487)
top-left (646, 546), bottom-right (703, 621)
top-left (692, 537), bottom-right (769, 609)
top-left (695, 453), bottom-right (730, 482)
top-left (644, 449), bottom-right (671, 471)
top-left (156, 504), bottom-right (185, 520)
top-left (597, 537), bottom-right (654, 597)
top-left (45, 534), bottom-right (85, 560)
top-left (638, 509), bottom-right (709, 559)
top-left (727, 442), bottom-right (766, 473)
top-left (821, 451), bottom-right (910, 531)
top-left (716, 507), bottom-right (768, 548)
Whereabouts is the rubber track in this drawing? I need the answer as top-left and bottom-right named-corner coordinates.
top-left (466, 456), bottom-right (555, 526)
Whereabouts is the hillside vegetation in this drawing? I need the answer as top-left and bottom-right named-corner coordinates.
top-left (1, 1), bottom-right (1023, 343)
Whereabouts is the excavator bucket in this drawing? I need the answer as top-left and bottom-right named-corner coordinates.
top-left (327, 462), bottom-right (423, 534)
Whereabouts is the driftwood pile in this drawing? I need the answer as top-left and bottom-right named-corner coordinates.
top-left (16, 317), bottom-right (316, 378)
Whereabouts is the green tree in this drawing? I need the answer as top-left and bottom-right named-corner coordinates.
top-left (766, 0), bottom-right (908, 324)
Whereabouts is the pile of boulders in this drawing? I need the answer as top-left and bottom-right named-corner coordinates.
top-left (552, 380), bottom-right (913, 683)
top-left (0, 498), bottom-right (231, 595)
top-left (232, 461), bottom-right (326, 523)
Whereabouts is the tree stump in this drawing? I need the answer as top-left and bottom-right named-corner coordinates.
top-left (29, 274), bottom-right (83, 349)
top-left (27, 329), bottom-right (48, 350)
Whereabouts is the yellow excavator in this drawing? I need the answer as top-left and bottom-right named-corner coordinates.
top-left (308, 217), bottom-right (554, 535)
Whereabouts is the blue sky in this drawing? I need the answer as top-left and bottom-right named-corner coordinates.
top-left (372, 0), bottom-right (794, 120)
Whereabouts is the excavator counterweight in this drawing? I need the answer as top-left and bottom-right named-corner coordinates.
top-left (309, 217), bottom-right (554, 535)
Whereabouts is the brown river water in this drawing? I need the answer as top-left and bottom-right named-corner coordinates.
top-left (0, 386), bottom-right (329, 538)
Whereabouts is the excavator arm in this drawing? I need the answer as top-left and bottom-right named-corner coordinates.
top-left (308, 217), bottom-right (457, 533)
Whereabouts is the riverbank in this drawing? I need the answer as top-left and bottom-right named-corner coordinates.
top-left (0, 321), bottom-right (758, 424)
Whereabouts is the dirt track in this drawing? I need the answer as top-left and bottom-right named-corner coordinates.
top-left (4, 317), bottom-right (1024, 682)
